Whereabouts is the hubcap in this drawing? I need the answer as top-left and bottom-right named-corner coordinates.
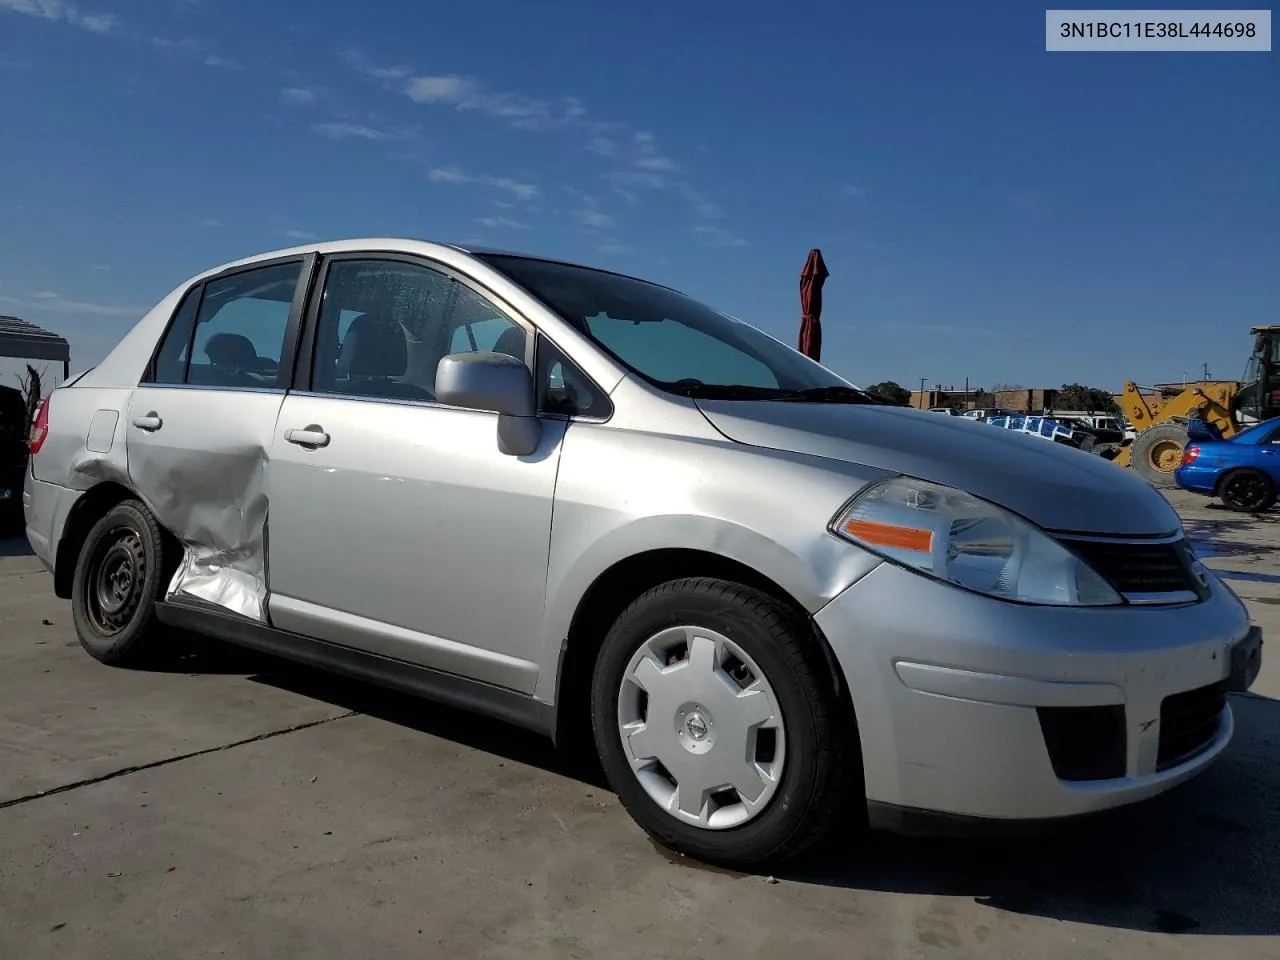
top-left (616, 626), bottom-right (786, 830)
top-left (86, 525), bottom-right (146, 636)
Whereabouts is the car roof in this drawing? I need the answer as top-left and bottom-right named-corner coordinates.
top-left (194, 237), bottom-right (674, 292)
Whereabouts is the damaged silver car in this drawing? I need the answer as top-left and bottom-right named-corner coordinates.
top-left (24, 238), bottom-right (1262, 868)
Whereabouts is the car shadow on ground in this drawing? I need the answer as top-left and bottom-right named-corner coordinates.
top-left (785, 697), bottom-right (1280, 936)
top-left (154, 637), bottom-right (1280, 938)
top-left (0, 536), bottom-right (33, 557)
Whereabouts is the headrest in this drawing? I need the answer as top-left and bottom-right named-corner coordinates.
top-left (204, 333), bottom-right (258, 368)
top-left (338, 314), bottom-right (408, 378)
top-left (491, 325), bottom-right (527, 361)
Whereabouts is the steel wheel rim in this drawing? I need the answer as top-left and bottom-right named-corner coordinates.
top-left (1150, 439), bottom-right (1183, 473)
top-left (616, 625), bottom-right (786, 831)
top-left (1225, 473), bottom-right (1269, 510)
top-left (86, 523), bottom-right (146, 636)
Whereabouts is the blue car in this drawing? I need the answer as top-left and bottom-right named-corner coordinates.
top-left (1175, 418), bottom-right (1280, 512)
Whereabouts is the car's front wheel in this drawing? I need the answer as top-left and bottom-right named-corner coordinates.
top-left (1219, 468), bottom-right (1277, 513)
top-left (71, 499), bottom-right (177, 666)
top-left (591, 577), bottom-right (854, 869)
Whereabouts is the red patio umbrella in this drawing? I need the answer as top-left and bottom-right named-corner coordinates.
top-left (798, 248), bottom-right (828, 361)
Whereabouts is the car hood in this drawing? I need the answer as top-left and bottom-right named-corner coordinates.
top-left (696, 400), bottom-right (1181, 536)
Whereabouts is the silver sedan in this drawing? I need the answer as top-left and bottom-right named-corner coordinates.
top-left (24, 238), bottom-right (1261, 867)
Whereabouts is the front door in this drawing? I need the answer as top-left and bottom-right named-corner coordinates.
top-left (266, 255), bottom-right (563, 694)
top-left (125, 257), bottom-right (308, 620)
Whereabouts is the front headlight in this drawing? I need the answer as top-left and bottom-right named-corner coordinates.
top-left (831, 477), bottom-right (1122, 606)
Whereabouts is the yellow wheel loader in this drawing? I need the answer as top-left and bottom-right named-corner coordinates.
top-left (1115, 325), bottom-right (1280, 487)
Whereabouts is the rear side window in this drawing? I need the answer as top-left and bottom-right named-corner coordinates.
top-left (187, 262), bottom-right (301, 388)
top-left (150, 286), bottom-right (202, 384)
top-left (147, 261), bottom-right (302, 389)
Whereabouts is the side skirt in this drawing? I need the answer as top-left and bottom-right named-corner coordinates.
top-left (154, 599), bottom-right (556, 738)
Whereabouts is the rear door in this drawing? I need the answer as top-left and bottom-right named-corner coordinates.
top-left (125, 255), bottom-right (313, 619)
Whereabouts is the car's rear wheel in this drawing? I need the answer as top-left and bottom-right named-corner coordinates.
top-left (72, 499), bottom-right (177, 666)
top-left (1219, 468), bottom-right (1277, 513)
top-left (590, 577), bottom-right (854, 869)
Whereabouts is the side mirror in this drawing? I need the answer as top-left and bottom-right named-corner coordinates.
top-left (435, 352), bottom-right (542, 456)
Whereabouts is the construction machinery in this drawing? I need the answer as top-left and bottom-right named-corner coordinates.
top-left (1116, 325), bottom-right (1280, 487)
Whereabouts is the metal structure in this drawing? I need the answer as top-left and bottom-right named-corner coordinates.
top-left (0, 315), bottom-right (70, 379)
top-left (1114, 325), bottom-right (1280, 487)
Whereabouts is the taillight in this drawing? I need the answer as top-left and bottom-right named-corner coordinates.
top-left (29, 396), bottom-right (50, 455)
top-left (1181, 445), bottom-right (1200, 466)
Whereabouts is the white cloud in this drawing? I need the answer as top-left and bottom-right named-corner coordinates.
top-left (312, 121), bottom-right (399, 141)
top-left (281, 86), bottom-right (318, 105)
top-left (575, 208), bottom-right (612, 229)
top-left (427, 166), bottom-right (469, 184)
top-left (350, 54), bottom-right (722, 223)
top-left (429, 166), bottom-right (538, 201)
top-left (842, 184), bottom-right (866, 197)
top-left (694, 226), bottom-right (748, 248)
top-left (281, 229), bottom-right (318, 241)
top-left (475, 216), bottom-right (531, 230)
top-left (198, 217), bottom-right (221, 228)
top-left (0, 0), bottom-right (118, 33)
top-left (1, 289), bottom-right (140, 317)
top-left (150, 35), bottom-right (239, 70)
top-left (203, 54), bottom-right (240, 70)
top-left (88, 263), bottom-right (111, 271)
top-left (599, 242), bottom-right (630, 255)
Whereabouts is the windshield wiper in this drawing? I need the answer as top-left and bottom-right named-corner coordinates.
top-left (665, 380), bottom-right (790, 400)
top-left (665, 379), bottom-right (892, 404)
top-left (777, 385), bottom-right (883, 405)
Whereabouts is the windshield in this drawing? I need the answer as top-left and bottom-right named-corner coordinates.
top-left (478, 255), bottom-right (853, 397)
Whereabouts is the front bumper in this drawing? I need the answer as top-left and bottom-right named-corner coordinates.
top-left (815, 561), bottom-right (1256, 823)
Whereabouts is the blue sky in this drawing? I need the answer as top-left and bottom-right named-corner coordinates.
top-left (0, 0), bottom-right (1275, 395)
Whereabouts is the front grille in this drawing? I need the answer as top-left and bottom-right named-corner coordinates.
top-left (1037, 704), bottom-right (1127, 781)
top-left (1060, 537), bottom-right (1200, 598)
top-left (1157, 680), bottom-right (1227, 771)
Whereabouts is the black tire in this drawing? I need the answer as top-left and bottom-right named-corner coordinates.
top-left (1219, 468), bottom-right (1277, 513)
top-left (590, 577), bottom-right (855, 869)
top-left (71, 499), bottom-right (177, 666)
top-left (1130, 423), bottom-right (1189, 488)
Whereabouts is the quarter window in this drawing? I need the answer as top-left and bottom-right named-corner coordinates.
top-left (536, 335), bottom-right (611, 418)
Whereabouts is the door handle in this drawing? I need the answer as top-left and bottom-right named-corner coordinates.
top-left (132, 412), bottom-right (162, 432)
top-left (285, 425), bottom-right (330, 448)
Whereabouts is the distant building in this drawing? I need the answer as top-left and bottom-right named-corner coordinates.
top-left (993, 388), bottom-right (1059, 414)
top-left (907, 384), bottom-right (990, 410)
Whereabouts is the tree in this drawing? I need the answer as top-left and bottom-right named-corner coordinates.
top-left (1056, 383), bottom-right (1120, 413)
top-left (866, 380), bottom-right (911, 405)
top-left (16, 364), bottom-right (44, 436)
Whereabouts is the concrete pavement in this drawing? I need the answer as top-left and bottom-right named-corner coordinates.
top-left (0, 492), bottom-right (1277, 959)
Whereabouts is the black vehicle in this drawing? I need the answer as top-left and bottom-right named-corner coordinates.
top-left (0, 385), bottom-right (29, 535)
top-left (1058, 416), bottom-right (1126, 447)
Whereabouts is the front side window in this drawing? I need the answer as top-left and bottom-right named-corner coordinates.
top-left (478, 255), bottom-right (870, 402)
top-left (186, 261), bottom-right (301, 388)
top-left (310, 258), bottom-right (529, 403)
